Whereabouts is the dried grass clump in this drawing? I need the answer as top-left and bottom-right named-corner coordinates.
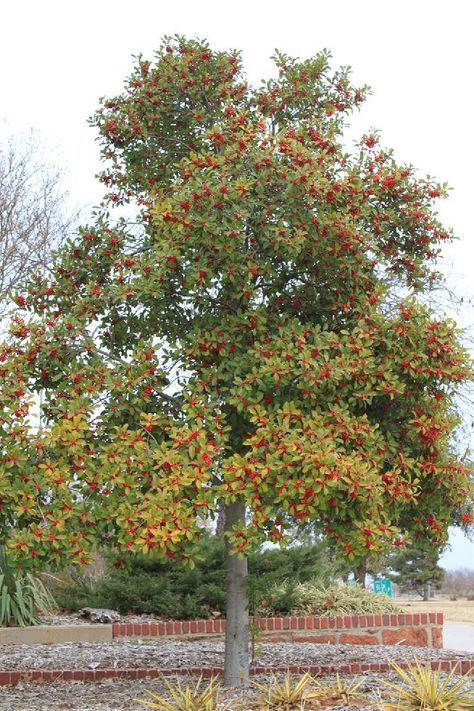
top-left (257, 581), bottom-right (403, 616)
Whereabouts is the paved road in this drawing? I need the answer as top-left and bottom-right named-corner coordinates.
top-left (443, 623), bottom-right (474, 652)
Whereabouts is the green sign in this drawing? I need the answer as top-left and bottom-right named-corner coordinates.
top-left (373, 579), bottom-right (393, 597)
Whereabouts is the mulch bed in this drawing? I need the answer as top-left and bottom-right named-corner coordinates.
top-left (0, 639), bottom-right (473, 709)
top-left (1, 638), bottom-right (472, 672)
top-left (1, 617), bottom-right (473, 709)
top-left (0, 670), bottom-right (473, 711)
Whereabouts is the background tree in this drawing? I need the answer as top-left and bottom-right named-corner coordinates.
top-left (0, 133), bottom-right (76, 316)
top-left (442, 568), bottom-right (474, 600)
top-left (387, 541), bottom-right (445, 600)
top-left (0, 37), bottom-right (472, 686)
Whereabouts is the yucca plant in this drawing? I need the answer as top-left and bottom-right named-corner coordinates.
top-left (134, 675), bottom-right (229, 711)
top-left (309, 673), bottom-right (367, 707)
top-left (253, 672), bottom-right (316, 710)
top-left (0, 546), bottom-right (57, 627)
top-left (381, 657), bottom-right (474, 711)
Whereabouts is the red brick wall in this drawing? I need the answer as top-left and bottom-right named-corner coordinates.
top-left (112, 612), bottom-right (443, 648)
top-left (2, 657), bottom-right (474, 687)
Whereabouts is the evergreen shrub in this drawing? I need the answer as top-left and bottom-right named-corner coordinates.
top-left (53, 535), bottom-right (339, 618)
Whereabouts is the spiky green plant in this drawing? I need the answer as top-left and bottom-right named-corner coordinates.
top-left (134, 675), bottom-right (229, 711)
top-left (253, 672), bottom-right (316, 709)
top-left (381, 658), bottom-right (474, 711)
top-left (310, 673), bottom-right (367, 706)
top-left (0, 546), bottom-right (57, 626)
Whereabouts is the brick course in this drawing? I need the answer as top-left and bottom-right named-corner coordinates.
top-left (111, 612), bottom-right (443, 649)
top-left (1, 658), bottom-right (472, 687)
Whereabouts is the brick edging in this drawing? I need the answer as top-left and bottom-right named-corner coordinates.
top-left (111, 612), bottom-right (444, 638)
top-left (0, 657), bottom-right (472, 687)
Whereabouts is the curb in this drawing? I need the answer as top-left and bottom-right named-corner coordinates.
top-left (0, 624), bottom-right (112, 646)
top-left (0, 657), bottom-right (473, 686)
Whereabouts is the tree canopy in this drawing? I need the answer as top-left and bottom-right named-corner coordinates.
top-left (0, 35), bottom-right (472, 683)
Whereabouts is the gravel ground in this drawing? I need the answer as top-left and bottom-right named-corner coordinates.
top-left (0, 670), bottom-right (473, 711)
top-left (8, 606), bottom-right (464, 707)
top-left (0, 637), bottom-right (472, 710)
top-left (38, 614), bottom-right (165, 626)
top-left (0, 638), bottom-right (471, 672)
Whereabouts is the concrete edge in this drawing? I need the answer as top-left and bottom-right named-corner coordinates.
top-left (0, 624), bottom-right (112, 646)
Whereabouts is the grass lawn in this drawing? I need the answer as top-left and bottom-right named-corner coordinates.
top-left (398, 598), bottom-right (474, 624)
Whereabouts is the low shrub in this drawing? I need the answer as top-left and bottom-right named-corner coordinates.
top-left (50, 580), bottom-right (100, 612)
top-left (255, 581), bottom-right (403, 616)
top-left (53, 572), bottom-right (226, 619)
top-left (53, 535), bottom-right (341, 619)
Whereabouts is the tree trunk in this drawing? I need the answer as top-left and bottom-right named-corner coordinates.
top-left (353, 560), bottom-right (367, 588)
top-left (223, 501), bottom-right (249, 687)
top-left (215, 504), bottom-right (226, 535)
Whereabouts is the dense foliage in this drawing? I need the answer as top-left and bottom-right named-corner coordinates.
top-left (0, 38), bottom-right (471, 578)
top-left (54, 537), bottom-right (340, 618)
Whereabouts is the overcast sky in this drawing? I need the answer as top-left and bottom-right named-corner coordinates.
top-left (1, 0), bottom-right (472, 569)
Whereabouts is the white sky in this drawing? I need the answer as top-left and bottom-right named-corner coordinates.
top-left (1, 0), bottom-right (472, 569)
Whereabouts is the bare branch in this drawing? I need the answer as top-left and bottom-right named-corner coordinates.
top-left (0, 133), bottom-right (78, 316)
